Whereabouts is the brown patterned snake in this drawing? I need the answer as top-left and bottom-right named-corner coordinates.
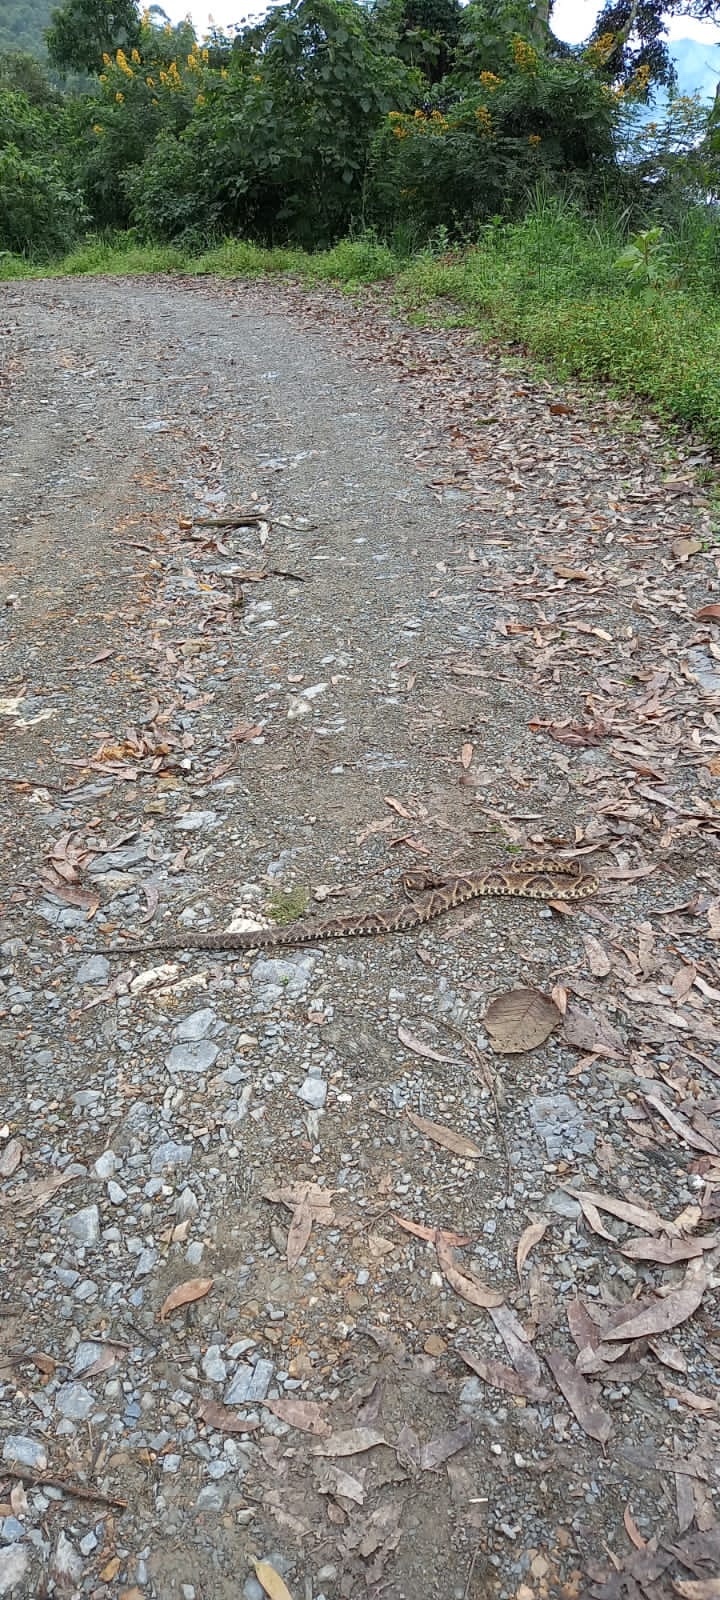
top-left (97, 860), bottom-right (598, 957)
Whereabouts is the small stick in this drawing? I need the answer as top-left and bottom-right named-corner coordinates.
top-left (193, 514), bottom-right (266, 528)
top-left (2, 1466), bottom-right (127, 1511)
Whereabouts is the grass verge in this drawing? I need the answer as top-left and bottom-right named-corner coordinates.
top-left (3, 206), bottom-right (719, 447)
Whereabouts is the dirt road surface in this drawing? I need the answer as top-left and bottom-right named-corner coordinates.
top-left (1, 275), bottom-right (719, 1600)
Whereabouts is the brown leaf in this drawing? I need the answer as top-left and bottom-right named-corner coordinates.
top-left (313, 1458), bottom-right (365, 1504)
top-left (456, 1347), bottom-right (549, 1402)
top-left (286, 1195), bottom-right (314, 1269)
top-left (394, 1215), bottom-right (471, 1247)
top-left (263, 1398), bottom-right (331, 1436)
top-left (574, 1193), bottom-right (617, 1242)
top-left (435, 1232), bottom-right (504, 1308)
top-left (159, 1277), bottom-right (213, 1321)
top-left (460, 742), bottom-right (473, 770)
top-left (623, 1504), bottom-right (647, 1551)
top-left (312, 1427), bottom-right (387, 1458)
top-left (406, 1111), bottom-right (481, 1160)
top-left (543, 1349), bottom-right (612, 1443)
top-left (602, 1265), bottom-right (707, 1342)
top-left (695, 605), bottom-right (720, 623)
top-left (484, 987), bottom-right (560, 1055)
top-left (673, 1585), bottom-right (720, 1599)
top-left (516, 1219), bottom-right (549, 1277)
top-left (488, 1304), bottom-right (548, 1397)
top-left (6, 1170), bottom-right (78, 1217)
top-left (619, 1234), bottom-right (717, 1264)
top-left (197, 1401), bottom-right (261, 1434)
top-left (563, 1004), bottom-right (624, 1059)
top-left (383, 795), bottom-right (414, 819)
top-left (418, 1420), bottom-right (473, 1471)
top-left (644, 1094), bottom-right (720, 1157)
top-left (396, 1024), bottom-right (458, 1065)
top-left (583, 934), bottom-right (612, 978)
top-left (672, 536), bottom-right (702, 562)
top-left (564, 1187), bottom-right (675, 1236)
top-left (229, 720), bottom-right (263, 744)
top-left (253, 1560), bottom-right (294, 1600)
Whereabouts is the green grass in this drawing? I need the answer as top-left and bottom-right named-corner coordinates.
top-left (4, 202), bottom-right (720, 447)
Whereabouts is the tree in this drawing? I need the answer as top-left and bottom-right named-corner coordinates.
top-left (46, 0), bottom-right (140, 74)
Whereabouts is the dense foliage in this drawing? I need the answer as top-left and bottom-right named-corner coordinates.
top-left (0, 0), bottom-right (718, 259)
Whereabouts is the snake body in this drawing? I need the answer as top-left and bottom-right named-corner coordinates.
top-left (98, 860), bottom-right (598, 957)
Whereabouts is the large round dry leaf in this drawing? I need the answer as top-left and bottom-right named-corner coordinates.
top-left (484, 988), bottom-right (560, 1055)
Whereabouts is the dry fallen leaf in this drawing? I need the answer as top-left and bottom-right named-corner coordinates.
top-left (623, 1504), bottom-right (647, 1551)
top-left (672, 535), bottom-right (702, 562)
top-left (159, 1277), bottom-right (213, 1321)
top-left (583, 934), bottom-right (612, 978)
top-left (311, 1427), bottom-right (387, 1458)
top-left (673, 1584), bottom-right (720, 1599)
top-left (460, 742), bottom-right (473, 770)
top-left (394, 1215), bottom-right (471, 1247)
top-left (516, 1219), bottom-right (549, 1277)
top-left (602, 1264), bottom-right (708, 1342)
top-left (695, 604), bottom-right (720, 623)
top-left (484, 988), bottom-right (560, 1055)
top-left (396, 1024), bottom-right (459, 1065)
top-left (407, 1110), bottom-right (481, 1160)
top-left (543, 1348), bottom-right (612, 1444)
top-left (457, 1347), bottom-right (549, 1402)
top-left (263, 1397), bottom-right (331, 1437)
top-left (435, 1232), bottom-right (504, 1308)
top-left (564, 1187), bottom-right (676, 1236)
top-left (619, 1234), bottom-right (717, 1265)
top-left (0, 1139), bottom-right (22, 1178)
top-left (254, 1559), bottom-right (294, 1600)
top-left (197, 1401), bottom-right (261, 1434)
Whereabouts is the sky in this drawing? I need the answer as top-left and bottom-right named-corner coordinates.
top-left (161, 0), bottom-right (720, 51)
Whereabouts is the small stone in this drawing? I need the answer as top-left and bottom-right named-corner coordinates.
top-left (66, 1205), bottom-right (100, 1246)
top-left (107, 1181), bottom-right (127, 1205)
top-left (55, 1383), bottom-right (94, 1421)
top-left (0, 1520), bottom-right (25, 1545)
top-left (2, 1436), bottom-right (47, 1471)
top-left (151, 1141), bottom-right (193, 1173)
top-left (175, 1008), bottom-right (217, 1042)
top-left (297, 1076), bottom-right (327, 1109)
top-left (76, 955), bottom-right (110, 983)
top-left (176, 1187), bottom-right (199, 1220)
top-left (93, 1151), bottom-right (116, 1180)
top-left (243, 1580), bottom-right (264, 1600)
top-left (166, 1040), bottom-right (219, 1074)
top-left (162, 1455), bottom-right (181, 1474)
top-left (134, 1247), bottom-right (158, 1278)
top-left (0, 1546), bottom-right (29, 1594)
top-left (225, 1359), bottom-right (274, 1405)
top-left (195, 1485), bottom-right (225, 1510)
top-left (72, 1341), bottom-right (105, 1376)
top-left (174, 811), bottom-right (217, 831)
top-left (79, 1532), bottom-right (98, 1556)
top-left (202, 1345), bottom-right (227, 1383)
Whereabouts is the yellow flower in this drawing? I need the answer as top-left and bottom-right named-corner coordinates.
top-left (195, 92), bottom-right (206, 105)
top-left (115, 90), bottom-right (125, 102)
top-left (511, 35), bottom-right (538, 73)
top-left (102, 52), bottom-right (111, 66)
top-left (392, 124), bottom-right (408, 138)
top-left (115, 47), bottom-right (133, 76)
top-left (586, 31), bottom-right (615, 65)
top-left (388, 110), bottom-right (404, 122)
top-left (201, 47), bottom-right (209, 61)
top-left (474, 105), bottom-right (493, 135)
top-left (131, 47), bottom-right (141, 64)
top-left (480, 71), bottom-right (501, 89)
top-left (92, 122), bottom-right (104, 134)
top-left (528, 133), bottom-right (541, 146)
top-left (146, 74), bottom-right (155, 86)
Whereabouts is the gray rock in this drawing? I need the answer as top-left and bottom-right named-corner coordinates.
top-left (78, 1532), bottom-right (98, 1556)
top-left (176, 1187), bottom-right (199, 1220)
top-left (225, 1358), bottom-right (274, 1405)
top-left (107, 1181), bottom-right (126, 1205)
top-left (175, 1008), bottom-right (217, 1042)
top-left (687, 645), bottom-right (720, 694)
top-left (76, 955), bottom-right (110, 983)
top-left (93, 1151), bottom-right (116, 1180)
top-left (0, 1521), bottom-right (24, 1546)
top-left (297, 1076), bottom-right (327, 1109)
top-left (72, 1341), bottom-right (105, 1376)
top-left (2, 1437), bottom-right (47, 1472)
top-left (243, 1580), bottom-right (264, 1600)
top-left (134, 1247), bottom-right (158, 1278)
top-left (151, 1141), bottom-right (193, 1173)
top-left (202, 1346), bottom-right (227, 1383)
top-left (66, 1205), bottom-right (100, 1246)
top-left (174, 811), bottom-right (218, 831)
top-left (55, 1383), bottom-right (94, 1421)
top-left (87, 842), bottom-right (147, 874)
top-left (0, 1545), bottom-right (29, 1595)
top-left (166, 1040), bottom-right (219, 1074)
top-left (529, 1094), bottom-right (595, 1159)
top-left (195, 1484), bottom-right (226, 1510)
top-left (546, 1189), bottom-right (582, 1221)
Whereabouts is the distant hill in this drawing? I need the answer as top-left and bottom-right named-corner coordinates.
top-left (669, 36), bottom-right (719, 101)
top-left (0, 0), bottom-right (55, 58)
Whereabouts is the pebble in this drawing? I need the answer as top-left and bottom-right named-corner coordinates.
top-left (55, 1383), bottom-right (95, 1421)
top-left (52, 1531), bottom-right (83, 1584)
top-left (297, 1075), bottom-right (327, 1109)
top-left (2, 1437), bottom-right (48, 1471)
top-left (65, 1205), bottom-right (100, 1246)
top-left (0, 1546), bottom-right (29, 1594)
top-left (93, 1150), bottom-right (116, 1179)
top-left (166, 1040), bottom-right (219, 1074)
top-left (529, 1093), bottom-right (595, 1159)
top-left (175, 1008), bottom-right (217, 1041)
top-left (174, 811), bottom-right (218, 831)
top-left (76, 955), bottom-right (110, 983)
top-left (151, 1141), bottom-right (193, 1172)
top-left (225, 1359), bottom-right (274, 1405)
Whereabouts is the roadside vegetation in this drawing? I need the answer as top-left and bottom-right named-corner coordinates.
top-left (2, 0), bottom-right (720, 443)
